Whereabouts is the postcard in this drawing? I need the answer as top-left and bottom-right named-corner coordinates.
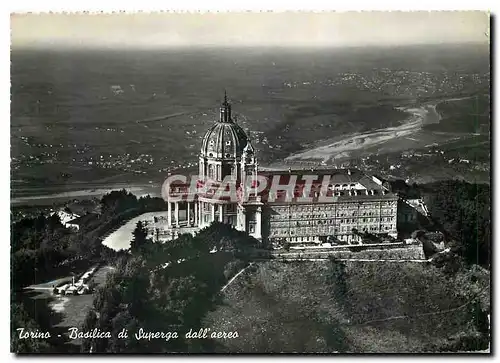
top-left (10, 11), bottom-right (490, 354)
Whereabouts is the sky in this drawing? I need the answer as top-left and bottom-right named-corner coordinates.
top-left (11, 11), bottom-right (490, 49)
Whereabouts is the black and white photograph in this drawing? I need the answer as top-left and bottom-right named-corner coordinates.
top-left (9, 10), bottom-right (491, 354)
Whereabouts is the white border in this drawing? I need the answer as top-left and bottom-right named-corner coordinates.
top-left (4, 1), bottom-right (497, 12)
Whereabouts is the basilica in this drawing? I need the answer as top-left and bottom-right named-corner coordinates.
top-left (156, 94), bottom-right (415, 246)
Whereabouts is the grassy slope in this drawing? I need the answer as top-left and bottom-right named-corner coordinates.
top-left (205, 261), bottom-right (489, 353)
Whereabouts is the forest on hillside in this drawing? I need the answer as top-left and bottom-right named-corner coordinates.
top-left (419, 180), bottom-right (490, 268)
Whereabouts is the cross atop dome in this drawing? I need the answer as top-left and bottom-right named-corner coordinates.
top-left (219, 90), bottom-right (232, 123)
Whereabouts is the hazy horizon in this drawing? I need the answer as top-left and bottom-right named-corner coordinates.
top-left (11, 11), bottom-right (489, 50)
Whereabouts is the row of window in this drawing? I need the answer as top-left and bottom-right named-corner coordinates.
top-left (270, 224), bottom-right (396, 237)
top-left (270, 214), bottom-right (396, 223)
top-left (270, 227), bottom-right (335, 236)
top-left (208, 139), bottom-right (233, 146)
top-left (270, 219), bottom-right (396, 228)
top-left (272, 210), bottom-right (393, 218)
top-left (272, 201), bottom-right (396, 213)
top-left (270, 210), bottom-right (397, 221)
top-left (280, 234), bottom-right (362, 243)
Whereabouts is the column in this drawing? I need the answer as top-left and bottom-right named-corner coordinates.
top-left (218, 204), bottom-right (223, 222)
top-left (255, 206), bottom-right (262, 239)
top-left (211, 204), bottom-right (215, 223)
top-left (167, 201), bottom-right (172, 228)
top-left (198, 202), bottom-right (201, 226)
top-left (194, 202), bottom-right (198, 227)
top-left (240, 207), bottom-right (247, 232)
top-left (187, 202), bottom-right (191, 226)
top-left (201, 202), bottom-right (205, 226)
top-left (175, 202), bottom-right (179, 227)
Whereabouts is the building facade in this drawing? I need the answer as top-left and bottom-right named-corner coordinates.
top-left (162, 95), bottom-right (402, 246)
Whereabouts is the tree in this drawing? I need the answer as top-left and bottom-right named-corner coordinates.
top-left (421, 180), bottom-right (490, 268)
top-left (80, 310), bottom-right (98, 353)
top-left (11, 303), bottom-right (51, 353)
top-left (130, 221), bottom-right (149, 254)
top-left (101, 189), bottom-right (138, 214)
top-left (82, 222), bottom-right (253, 353)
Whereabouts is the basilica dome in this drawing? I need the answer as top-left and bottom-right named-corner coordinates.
top-left (200, 94), bottom-right (249, 160)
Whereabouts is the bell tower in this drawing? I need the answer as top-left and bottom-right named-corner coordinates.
top-left (237, 141), bottom-right (262, 241)
top-left (240, 141), bottom-right (257, 188)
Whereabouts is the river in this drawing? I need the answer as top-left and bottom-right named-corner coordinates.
top-left (283, 96), bottom-right (470, 164)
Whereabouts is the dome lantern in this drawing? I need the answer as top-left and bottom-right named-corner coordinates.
top-left (220, 89), bottom-right (232, 123)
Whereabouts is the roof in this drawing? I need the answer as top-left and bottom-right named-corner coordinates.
top-left (200, 96), bottom-right (249, 160)
top-left (67, 213), bottom-right (99, 226)
top-left (52, 210), bottom-right (80, 225)
top-left (258, 168), bottom-right (385, 190)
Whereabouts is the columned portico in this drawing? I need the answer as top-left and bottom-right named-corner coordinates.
top-left (164, 200), bottom-right (201, 229)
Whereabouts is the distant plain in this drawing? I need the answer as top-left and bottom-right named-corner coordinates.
top-left (10, 44), bottom-right (490, 201)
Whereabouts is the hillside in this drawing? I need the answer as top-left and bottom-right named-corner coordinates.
top-left (205, 260), bottom-right (489, 353)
